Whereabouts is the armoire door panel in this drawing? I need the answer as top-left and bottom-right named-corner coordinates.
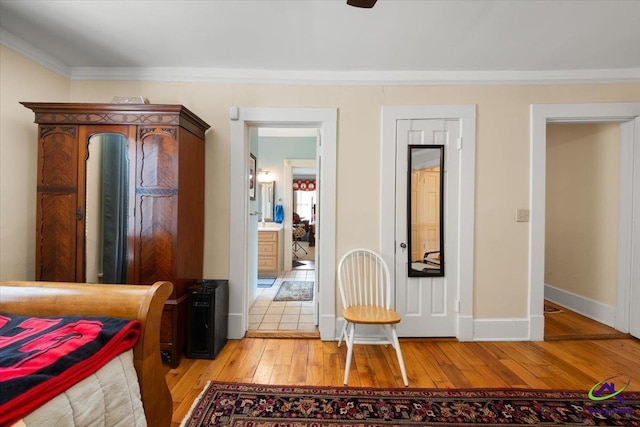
top-left (37, 193), bottom-right (77, 281)
top-left (136, 195), bottom-right (176, 285)
top-left (38, 127), bottom-right (78, 187)
top-left (138, 128), bottom-right (177, 189)
top-left (36, 126), bottom-right (79, 282)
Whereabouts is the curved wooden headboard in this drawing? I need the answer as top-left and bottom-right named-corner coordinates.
top-left (0, 280), bottom-right (173, 427)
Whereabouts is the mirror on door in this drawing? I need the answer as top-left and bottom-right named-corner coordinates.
top-left (85, 132), bottom-right (130, 284)
top-left (408, 145), bottom-right (444, 277)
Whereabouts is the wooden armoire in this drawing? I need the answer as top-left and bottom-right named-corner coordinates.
top-left (22, 102), bottom-right (210, 367)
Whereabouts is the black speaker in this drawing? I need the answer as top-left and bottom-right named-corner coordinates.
top-left (186, 279), bottom-right (228, 359)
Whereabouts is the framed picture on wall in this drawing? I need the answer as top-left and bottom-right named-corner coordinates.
top-left (249, 153), bottom-right (257, 200)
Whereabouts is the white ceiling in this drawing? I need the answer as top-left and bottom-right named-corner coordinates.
top-left (1, 0), bottom-right (639, 85)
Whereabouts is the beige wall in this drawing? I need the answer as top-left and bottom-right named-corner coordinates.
top-left (2, 45), bottom-right (639, 319)
top-left (545, 123), bottom-right (620, 306)
top-left (0, 46), bottom-right (70, 279)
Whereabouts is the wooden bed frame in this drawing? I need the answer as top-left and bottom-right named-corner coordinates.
top-left (0, 280), bottom-right (174, 427)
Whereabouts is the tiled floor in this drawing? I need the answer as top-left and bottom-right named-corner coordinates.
top-left (249, 268), bottom-right (317, 331)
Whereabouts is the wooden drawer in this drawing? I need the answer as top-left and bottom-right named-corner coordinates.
top-left (258, 241), bottom-right (277, 254)
top-left (258, 257), bottom-right (277, 270)
top-left (258, 231), bottom-right (278, 242)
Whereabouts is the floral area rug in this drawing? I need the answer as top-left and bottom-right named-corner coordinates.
top-left (273, 281), bottom-right (313, 301)
top-left (181, 382), bottom-right (640, 426)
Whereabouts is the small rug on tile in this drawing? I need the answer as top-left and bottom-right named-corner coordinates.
top-left (257, 277), bottom-right (276, 288)
top-left (273, 281), bottom-right (313, 301)
top-left (180, 381), bottom-right (640, 426)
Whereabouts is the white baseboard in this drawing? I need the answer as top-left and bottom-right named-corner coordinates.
top-left (472, 318), bottom-right (530, 341)
top-left (318, 314), bottom-right (336, 341)
top-left (227, 313), bottom-right (245, 339)
top-left (333, 293), bottom-right (614, 341)
top-left (457, 315), bottom-right (474, 341)
top-left (337, 316), bottom-right (530, 341)
top-left (544, 283), bottom-right (615, 327)
top-left (529, 315), bottom-right (545, 341)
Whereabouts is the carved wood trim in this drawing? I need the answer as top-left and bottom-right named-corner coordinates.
top-left (34, 112), bottom-right (180, 126)
top-left (139, 127), bottom-right (177, 140)
top-left (21, 102), bottom-right (210, 139)
top-left (40, 126), bottom-right (77, 138)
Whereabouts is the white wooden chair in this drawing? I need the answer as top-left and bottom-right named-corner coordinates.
top-left (337, 248), bottom-right (408, 386)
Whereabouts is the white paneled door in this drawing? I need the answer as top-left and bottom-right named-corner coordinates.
top-left (395, 119), bottom-right (459, 336)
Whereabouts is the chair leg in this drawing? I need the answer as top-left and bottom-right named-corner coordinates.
top-left (293, 240), bottom-right (308, 257)
top-left (297, 242), bottom-right (308, 255)
top-left (337, 320), bottom-right (348, 348)
top-left (343, 322), bottom-right (356, 385)
top-left (389, 325), bottom-right (408, 386)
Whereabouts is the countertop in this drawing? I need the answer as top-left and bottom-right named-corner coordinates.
top-left (258, 222), bottom-right (283, 231)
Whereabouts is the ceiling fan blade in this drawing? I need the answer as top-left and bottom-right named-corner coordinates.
top-left (347, 0), bottom-right (378, 8)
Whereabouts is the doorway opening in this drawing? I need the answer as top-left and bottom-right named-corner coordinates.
top-left (543, 122), bottom-right (628, 340)
top-left (248, 128), bottom-right (318, 335)
top-left (228, 107), bottom-right (337, 341)
top-left (529, 103), bottom-right (640, 341)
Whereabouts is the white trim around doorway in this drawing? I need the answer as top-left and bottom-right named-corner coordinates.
top-left (529, 102), bottom-right (640, 340)
top-left (229, 107), bottom-right (337, 340)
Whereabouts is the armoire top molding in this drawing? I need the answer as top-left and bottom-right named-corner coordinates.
top-left (20, 102), bottom-right (211, 140)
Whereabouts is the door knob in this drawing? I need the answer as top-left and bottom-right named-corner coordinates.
top-left (400, 243), bottom-right (407, 249)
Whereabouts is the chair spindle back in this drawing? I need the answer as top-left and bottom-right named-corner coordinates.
top-left (338, 249), bottom-right (392, 310)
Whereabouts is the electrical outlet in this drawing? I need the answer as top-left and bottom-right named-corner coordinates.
top-left (516, 208), bottom-right (530, 222)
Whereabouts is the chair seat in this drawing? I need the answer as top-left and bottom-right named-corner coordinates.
top-left (342, 305), bottom-right (401, 325)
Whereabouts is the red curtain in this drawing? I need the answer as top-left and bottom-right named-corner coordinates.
top-left (293, 179), bottom-right (316, 191)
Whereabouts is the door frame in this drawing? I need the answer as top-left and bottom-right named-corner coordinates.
top-left (229, 107), bottom-right (337, 340)
top-left (529, 102), bottom-right (640, 340)
top-left (381, 105), bottom-right (477, 340)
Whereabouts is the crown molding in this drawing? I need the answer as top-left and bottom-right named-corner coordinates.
top-left (3, 29), bottom-right (639, 86)
top-left (0, 29), bottom-right (71, 78)
top-left (69, 66), bottom-right (640, 86)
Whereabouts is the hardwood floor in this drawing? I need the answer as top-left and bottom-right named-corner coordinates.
top-left (167, 304), bottom-right (640, 426)
top-left (543, 300), bottom-right (629, 340)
